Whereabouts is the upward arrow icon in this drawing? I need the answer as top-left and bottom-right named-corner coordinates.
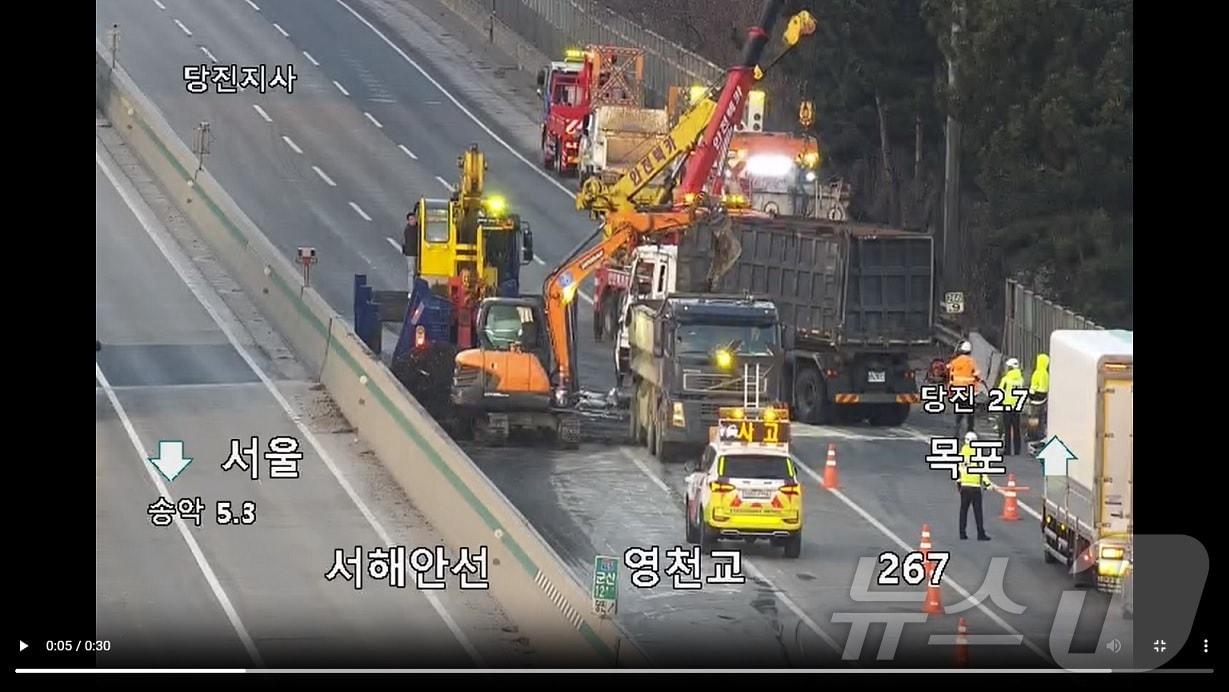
top-left (1035, 435), bottom-right (1077, 477)
top-left (149, 440), bottom-right (193, 482)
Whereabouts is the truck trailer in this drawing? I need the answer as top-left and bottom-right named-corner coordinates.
top-left (1041, 329), bottom-right (1133, 595)
top-left (654, 217), bottom-right (933, 425)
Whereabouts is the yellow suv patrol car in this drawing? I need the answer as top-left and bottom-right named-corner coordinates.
top-left (683, 406), bottom-right (803, 558)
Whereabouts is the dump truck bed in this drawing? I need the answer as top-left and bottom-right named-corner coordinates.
top-left (674, 217), bottom-right (935, 348)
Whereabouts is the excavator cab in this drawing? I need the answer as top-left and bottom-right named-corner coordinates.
top-left (453, 296), bottom-right (574, 446)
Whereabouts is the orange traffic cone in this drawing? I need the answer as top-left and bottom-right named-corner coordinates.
top-left (954, 617), bottom-right (969, 666)
top-left (1000, 473), bottom-right (1030, 521)
top-left (920, 523), bottom-right (944, 615)
top-left (822, 443), bottom-right (839, 489)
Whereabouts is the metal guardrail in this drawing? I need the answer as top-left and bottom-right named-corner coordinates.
top-left (464, 0), bottom-right (725, 107)
top-left (1002, 279), bottom-right (1100, 376)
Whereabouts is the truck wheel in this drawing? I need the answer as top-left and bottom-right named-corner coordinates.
top-left (603, 301), bottom-right (617, 344)
top-left (794, 368), bottom-right (829, 424)
top-left (628, 383), bottom-right (641, 442)
top-left (645, 401), bottom-right (657, 452)
top-left (684, 498), bottom-right (699, 544)
top-left (699, 508), bottom-right (716, 550)
top-left (541, 128), bottom-right (551, 169)
top-left (784, 532), bottom-right (802, 559)
top-left (871, 403), bottom-right (911, 426)
top-left (649, 413), bottom-right (661, 457)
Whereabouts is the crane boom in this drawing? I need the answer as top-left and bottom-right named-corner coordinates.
top-left (677, 0), bottom-right (787, 195)
top-left (543, 209), bottom-right (705, 396)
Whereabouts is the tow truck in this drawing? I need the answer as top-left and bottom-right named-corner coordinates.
top-left (537, 45), bottom-right (648, 178)
top-left (684, 401), bottom-right (802, 557)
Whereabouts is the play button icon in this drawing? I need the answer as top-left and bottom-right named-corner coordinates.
top-left (19, 641), bottom-right (27, 652)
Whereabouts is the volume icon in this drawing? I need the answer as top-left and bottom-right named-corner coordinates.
top-left (1106, 638), bottom-right (1122, 653)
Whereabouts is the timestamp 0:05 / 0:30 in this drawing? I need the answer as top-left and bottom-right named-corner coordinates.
top-left (45, 640), bottom-right (112, 652)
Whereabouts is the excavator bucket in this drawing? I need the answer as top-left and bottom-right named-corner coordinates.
top-left (704, 213), bottom-right (742, 292)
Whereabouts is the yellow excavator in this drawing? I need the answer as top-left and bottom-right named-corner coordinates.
top-left (449, 1), bottom-right (815, 447)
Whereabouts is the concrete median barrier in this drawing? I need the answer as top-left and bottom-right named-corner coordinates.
top-left (95, 43), bottom-right (646, 667)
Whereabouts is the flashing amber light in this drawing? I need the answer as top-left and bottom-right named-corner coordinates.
top-left (564, 48), bottom-right (585, 62)
top-left (714, 349), bottom-right (734, 370)
top-left (414, 325), bottom-right (427, 348)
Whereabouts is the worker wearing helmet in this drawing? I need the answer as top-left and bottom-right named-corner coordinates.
top-left (997, 357), bottom-right (1025, 455)
top-left (948, 340), bottom-right (984, 437)
top-left (956, 431), bottom-right (992, 541)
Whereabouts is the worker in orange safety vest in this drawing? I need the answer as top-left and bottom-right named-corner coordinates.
top-left (948, 340), bottom-right (984, 437)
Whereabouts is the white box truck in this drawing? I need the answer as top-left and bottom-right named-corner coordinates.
top-left (1042, 329), bottom-right (1133, 594)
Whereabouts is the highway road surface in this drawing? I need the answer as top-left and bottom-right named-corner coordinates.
top-left (95, 0), bottom-right (1131, 667)
top-left (95, 136), bottom-right (529, 668)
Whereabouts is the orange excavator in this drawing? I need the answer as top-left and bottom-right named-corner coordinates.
top-left (450, 1), bottom-right (815, 446)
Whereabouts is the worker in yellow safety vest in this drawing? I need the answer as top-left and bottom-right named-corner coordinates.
top-left (997, 357), bottom-right (1025, 456)
top-left (1028, 353), bottom-right (1050, 439)
top-left (956, 431), bottom-right (992, 541)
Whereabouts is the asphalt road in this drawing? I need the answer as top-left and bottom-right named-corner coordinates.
top-left (95, 0), bottom-right (1132, 667)
top-left (95, 139), bottom-right (521, 668)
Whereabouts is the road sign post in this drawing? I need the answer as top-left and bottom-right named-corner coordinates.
top-left (592, 555), bottom-right (618, 616)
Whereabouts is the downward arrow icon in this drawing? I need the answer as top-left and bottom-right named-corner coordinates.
top-left (149, 440), bottom-right (193, 482)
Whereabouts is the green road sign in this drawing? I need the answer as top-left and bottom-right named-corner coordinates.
top-left (592, 555), bottom-right (619, 616)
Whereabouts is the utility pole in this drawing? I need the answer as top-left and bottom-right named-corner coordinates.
top-left (941, 0), bottom-right (964, 305)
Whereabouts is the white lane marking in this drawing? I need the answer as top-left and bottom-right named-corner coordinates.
top-left (281, 136), bottom-right (303, 155)
top-left (96, 365), bottom-right (266, 667)
top-left (251, 104), bottom-right (273, 123)
top-left (791, 457), bottom-right (1047, 660)
top-left (897, 425), bottom-right (1043, 520)
top-left (200, 46), bottom-right (219, 63)
top-left (96, 147), bottom-right (483, 666)
top-left (532, 256), bottom-right (545, 266)
top-left (153, 0), bottom-right (166, 10)
top-left (245, 0), bottom-right (261, 10)
top-left (333, 80), bottom-right (351, 97)
top-left (174, 19), bottom-right (193, 36)
top-left (312, 165), bottom-right (337, 187)
top-left (363, 111), bottom-right (383, 128)
top-left (618, 448), bottom-right (672, 495)
top-left (303, 50), bottom-right (320, 67)
top-left (97, 158), bottom-right (262, 667)
top-left (334, 0), bottom-right (576, 200)
top-left (386, 237), bottom-right (401, 251)
top-left (273, 22), bottom-right (288, 37)
top-left (616, 447), bottom-right (842, 656)
top-left (435, 175), bottom-right (452, 191)
top-left (397, 144), bottom-right (417, 160)
top-left (349, 201), bottom-right (373, 221)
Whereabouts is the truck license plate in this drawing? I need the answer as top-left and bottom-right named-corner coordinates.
top-left (867, 371), bottom-right (886, 383)
top-left (740, 488), bottom-right (773, 500)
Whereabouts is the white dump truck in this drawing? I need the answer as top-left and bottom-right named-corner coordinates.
top-left (1041, 329), bottom-right (1133, 594)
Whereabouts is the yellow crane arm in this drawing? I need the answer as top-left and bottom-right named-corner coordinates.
top-left (575, 98), bottom-right (717, 217)
top-left (543, 209), bottom-right (700, 394)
